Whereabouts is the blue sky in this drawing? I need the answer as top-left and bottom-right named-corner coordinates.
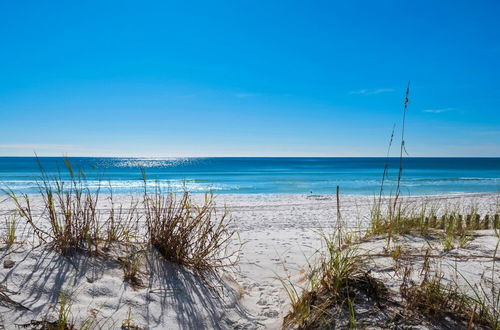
top-left (0, 0), bottom-right (499, 157)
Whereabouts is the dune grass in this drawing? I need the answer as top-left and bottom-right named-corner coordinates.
top-left (368, 196), bottom-right (499, 251)
top-left (282, 85), bottom-right (500, 329)
top-left (6, 159), bottom-right (102, 255)
top-left (281, 226), bottom-right (392, 329)
top-left (3, 211), bottom-right (18, 246)
top-left (402, 270), bottom-right (483, 325)
top-left (400, 248), bottom-right (500, 330)
top-left (283, 202), bottom-right (499, 329)
top-left (281, 233), bottom-right (358, 328)
top-left (5, 159), bottom-right (239, 279)
top-left (118, 249), bottom-right (147, 289)
top-left (143, 182), bottom-right (239, 271)
top-left (104, 192), bottom-right (140, 245)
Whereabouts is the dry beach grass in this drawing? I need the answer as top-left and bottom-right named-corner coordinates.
top-left (281, 86), bottom-right (500, 329)
top-left (0, 162), bottom-right (242, 328)
top-left (282, 195), bottom-right (500, 329)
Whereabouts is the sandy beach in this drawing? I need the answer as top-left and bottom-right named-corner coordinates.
top-left (0, 192), bottom-right (498, 329)
top-left (2, 0), bottom-right (500, 327)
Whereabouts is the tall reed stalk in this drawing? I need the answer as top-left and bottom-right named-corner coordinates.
top-left (393, 82), bottom-right (411, 211)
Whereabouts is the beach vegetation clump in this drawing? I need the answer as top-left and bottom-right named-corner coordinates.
top-left (55, 290), bottom-right (74, 330)
top-left (460, 240), bottom-right (500, 330)
top-left (118, 249), bottom-right (147, 289)
top-left (283, 223), bottom-right (500, 329)
top-left (368, 197), bottom-right (497, 250)
top-left (3, 211), bottom-right (18, 246)
top-left (369, 197), bottom-right (431, 237)
top-left (143, 181), bottom-right (238, 272)
top-left (282, 231), bottom-right (388, 329)
top-left (5, 160), bottom-right (240, 291)
top-left (400, 262), bottom-right (500, 329)
top-left (18, 290), bottom-right (77, 330)
top-left (18, 289), bottom-right (106, 330)
top-left (401, 270), bottom-right (475, 322)
top-left (121, 307), bottom-right (142, 330)
top-left (104, 193), bottom-right (141, 246)
top-left (6, 159), bottom-right (102, 255)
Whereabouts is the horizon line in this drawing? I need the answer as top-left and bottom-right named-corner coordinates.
top-left (0, 155), bottom-right (499, 159)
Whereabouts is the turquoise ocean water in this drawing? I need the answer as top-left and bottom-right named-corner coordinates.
top-left (0, 157), bottom-right (498, 195)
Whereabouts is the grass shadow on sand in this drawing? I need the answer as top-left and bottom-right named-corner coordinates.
top-left (0, 244), bottom-right (257, 329)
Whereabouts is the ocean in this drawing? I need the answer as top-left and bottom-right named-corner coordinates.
top-left (0, 157), bottom-right (498, 195)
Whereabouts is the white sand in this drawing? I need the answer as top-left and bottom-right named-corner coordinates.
top-left (0, 193), bottom-right (498, 329)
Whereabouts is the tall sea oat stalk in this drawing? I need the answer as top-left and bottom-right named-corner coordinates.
top-left (393, 82), bottom-right (411, 211)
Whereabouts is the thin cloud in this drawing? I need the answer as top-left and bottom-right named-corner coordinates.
top-left (423, 107), bottom-right (455, 114)
top-left (350, 89), bottom-right (368, 95)
top-left (349, 88), bottom-right (394, 95)
top-left (368, 88), bottom-right (395, 95)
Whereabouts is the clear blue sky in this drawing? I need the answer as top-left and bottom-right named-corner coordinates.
top-left (1, 1), bottom-right (499, 157)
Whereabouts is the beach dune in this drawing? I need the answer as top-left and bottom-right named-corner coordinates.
top-left (0, 192), bottom-right (498, 329)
